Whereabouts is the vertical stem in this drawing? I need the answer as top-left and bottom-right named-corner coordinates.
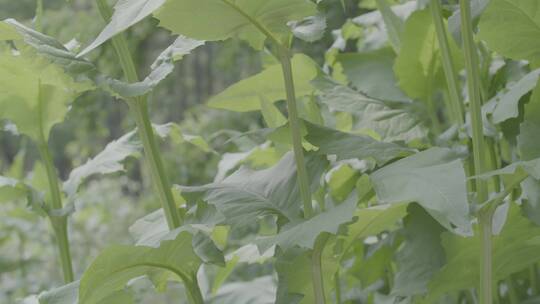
top-left (505, 277), bottom-right (519, 304)
top-left (278, 49), bottom-right (313, 218)
top-left (37, 138), bottom-right (74, 283)
top-left (459, 0), bottom-right (492, 303)
top-left (95, 0), bottom-right (181, 230)
top-left (531, 264), bottom-right (539, 295)
top-left (334, 272), bottom-right (341, 304)
top-left (35, 0), bottom-right (43, 32)
top-left (311, 235), bottom-right (328, 304)
top-left (430, 0), bottom-right (465, 126)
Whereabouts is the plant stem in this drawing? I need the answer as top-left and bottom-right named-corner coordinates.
top-left (35, 0), bottom-right (43, 32)
top-left (311, 235), bottom-right (329, 304)
top-left (278, 49), bottom-right (313, 218)
top-left (531, 264), bottom-right (539, 295)
top-left (37, 138), bottom-right (74, 283)
top-left (430, 0), bottom-right (465, 126)
top-left (95, 0), bottom-right (181, 230)
top-left (459, 0), bottom-right (492, 302)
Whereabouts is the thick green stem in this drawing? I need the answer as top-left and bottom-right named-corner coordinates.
top-left (278, 49), bottom-right (313, 218)
top-left (95, 0), bottom-right (181, 230)
top-left (311, 235), bottom-right (329, 304)
top-left (459, 0), bottom-right (492, 302)
top-left (35, 0), bottom-right (43, 32)
top-left (430, 0), bottom-right (465, 126)
top-left (37, 139), bottom-right (74, 283)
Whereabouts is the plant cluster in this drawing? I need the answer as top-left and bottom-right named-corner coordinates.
top-left (2, 0), bottom-right (540, 303)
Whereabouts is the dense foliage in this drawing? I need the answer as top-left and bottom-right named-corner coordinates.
top-left (2, 0), bottom-right (540, 303)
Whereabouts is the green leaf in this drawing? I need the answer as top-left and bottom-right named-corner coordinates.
top-left (345, 203), bottom-right (408, 244)
top-left (313, 78), bottom-right (427, 142)
top-left (392, 204), bottom-right (445, 297)
top-left (256, 194), bottom-right (358, 251)
top-left (394, 9), bottom-right (462, 101)
top-left (490, 69), bottom-right (540, 123)
top-left (207, 54), bottom-right (318, 112)
top-left (155, 0), bottom-right (317, 49)
top-left (0, 51), bottom-right (92, 140)
top-left (103, 36), bottom-right (204, 98)
top-left (179, 152), bottom-right (328, 225)
top-left (289, 14), bottom-right (326, 43)
top-left (2, 19), bottom-right (94, 74)
top-left (79, 231), bottom-right (201, 304)
top-left (0, 175), bottom-right (28, 203)
top-left (79, 0), bottom-right (167, 56)
top-left (63, 130), bottom-right (139, 198)
top-left (426, 204), bottom-right (540, 302)
top-left (304, 121), bottom-right (414, 165)
top-left (478, 0), bottom-right (540, 65)
top-left (38, 281), bottom-right (134, 304)
top-left (370, 147), bottom-right (472, 235)
top-left (374, 0), bottom-right (404, 52)
top-left (337, 48), bottom-right (408, 101)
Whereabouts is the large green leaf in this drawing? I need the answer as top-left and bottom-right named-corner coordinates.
top-left (478, 0), bottom-right (540, 65)
top-left (79, 0), bottom-right (167, 56)
top-left (314, 79), bottom-right (427, 142)
top-left (208, 276), bottom-right (276, 304)
top-left (345, 203), bottom-right (408, 244)
top-left (257, 194), bottom-right (358, 251)
top-left (394, 9), bottom-right (462, 101)
top-left (63, 130), bottom-right (139, 198)
top-left (0, 175), bottom-right (28, 203)
top-left (337, 48), bottom-right (408, 101)
top-left (0, 51), bottom-right (92, 140)
top-left (426, 204), bottom-right (540, 302)
top-left (155, 0), bottom-right (317, 49)
top-left (392, 204), bottom-right (445, 297)
top-left (370, 147), bottom-right (472, 235)
top-left (207, 54), bottom-right (318, 112)
top-left (304, 122), bottom-right (414, 165)
top-left (179, 152), bottom-right (327, 225)
top-left (78, 231), bottom-right (201, 304)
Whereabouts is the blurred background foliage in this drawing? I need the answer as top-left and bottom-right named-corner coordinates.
top-left (0, 0), bottom-right (393, 302)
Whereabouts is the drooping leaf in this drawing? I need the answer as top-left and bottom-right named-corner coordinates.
top-left (256, 194), bottom-right (358, 251)
top-left (155, 0), bottom-right (317, 49)
top-left (370, 147), bottom-right (472, 235)
top-left (78, 231), bottom-right (202, 304)
top-left (304, 122), bottom-right (414, 165)
top-left (0, 51), bottom-right (92, 140)
top-left (314, 78), bottom-right (428, 142)
top-left (394, 9), bottom-right (462, 101)
top-left (179, 152), bottom-right (328, 225)
top-left (103, 36), bottom-right (204, 98)
top-left (1, 19), bottom-right (94, 74)
top-left (79, 0), bottom-right (167, 56)
top-left (426, 204), bottom-right (540, 302)
top-left (392, 204), bottom-right (445, 297)
top-left (288, 14), bottom-right (327, 43)
top-left (478, 0), bottom-right (540, 65)
top-left (337, 48), bottom-right (408, 101)
top-left (63, 131), bottom-right (139, 198)
top-left (207, 54), bottom-right (318, 112)
top-left (490, 68), bottom-right (540, 123)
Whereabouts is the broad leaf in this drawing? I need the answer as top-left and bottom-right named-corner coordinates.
top-left (79, 0), bottom-right (167, 56)
top-left (0, 175), bottom-right (28, 203)
top-left (63, 130), bottom-right (139, 198)
top-left (208, 276), bottom-right (276, 304)
top-left (394, 9), bottom-right (462, 101)
top-left (392, 204), bottom-right (445, 297)
top-left (179, 152), bottom-right (328, 225)
top-left (289, 14), bottom-right (327, 43)
top-left (78, 231), bottom-right (202, 304)
top-left (345, 203), bottom-right (408, 244)
top-left (478, 0), bottom-right (540, 65)
top-left (256, 194), bottom-right (358, 251)
top-left (314, 79), bottom-right (427, 142)
top-left (155, 0), bottom-right (317, 49)
top-left (337, 48), bottom-right (408, 101)
top-left (0, 51), bottom-right (92, 140)
top-left (426, 204), bottom-right (540, 302)
top-left (370, 147), bottom-right (472, 235)
top-left (207, 54), bottom-right (318, 112)
top-left (304, 122), bottom-right (414, 165)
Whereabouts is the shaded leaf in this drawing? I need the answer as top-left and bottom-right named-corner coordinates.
top-left (371, 147), bottom-right (472, 235)
top-left (289, 14), bottom-right (327, 43)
